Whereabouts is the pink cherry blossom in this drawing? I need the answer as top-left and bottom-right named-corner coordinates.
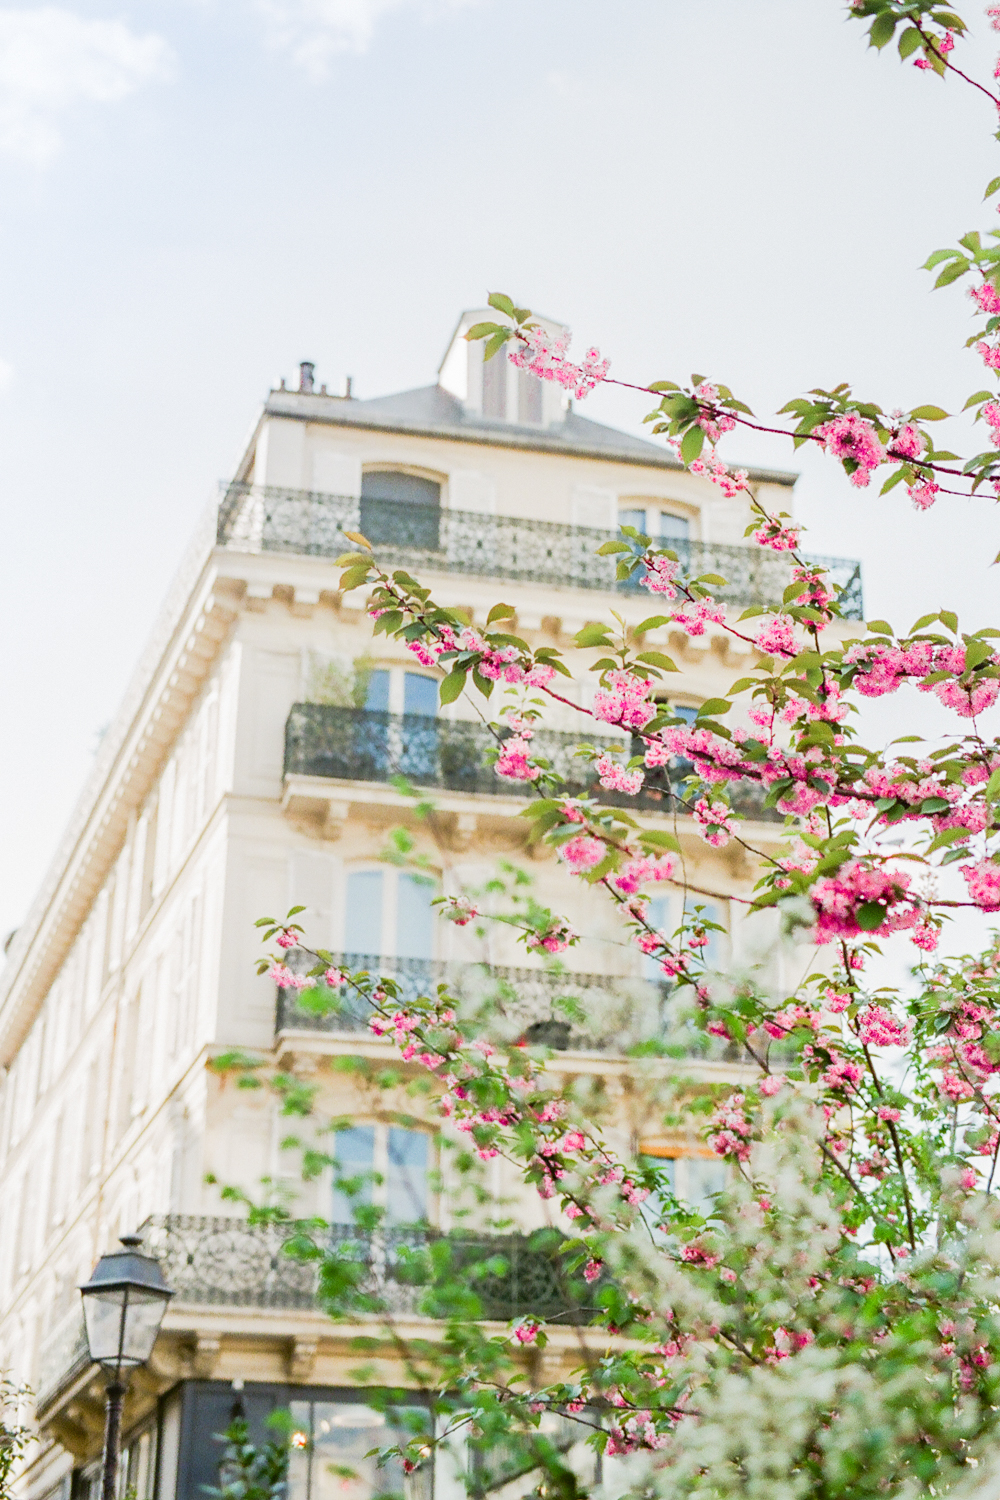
top-left (962, 859), bottom-right (1000, 910)
top-left (592, 670), bottom-right (656, 729)
top-left (495, 737), bottom-right (540, 781)
top-left (815, 412), bottom-right (886, 486)
top-left (559, 835), bottom-right (605, 871)
top-left (593, 753), bottom-right (644, 794)
top-left (508, 325), bottom-right (609, 400)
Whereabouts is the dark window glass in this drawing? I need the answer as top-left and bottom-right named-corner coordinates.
top-left (359, 471), bottom-right (440, 550)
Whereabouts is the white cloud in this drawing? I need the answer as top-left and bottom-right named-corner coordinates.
top-left (0, 358), bottom-right (13, 393)
top-left (0, 8), bottom-right (173, 164)
top-left (256, 0), bottom-right (476, 76)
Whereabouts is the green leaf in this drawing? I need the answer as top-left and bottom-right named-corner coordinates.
top-left (464, 321), bottom-right (503, 341)
top-left (986, 178), bottom-right (1000, 201)
top-left (941, 610), bottom-right (959, 634)
top-left (866, 620), bottom-right (894, 636)
top-left (965, 390), bottom-right (994, 409)
top-left (486, 603), bottom-right (516, 624)
top-left (575, 623), bottom-right (614, 648)
top-left (635, 615), bottom-right (671, 633)
top-left (487, 291), bottom-right (516, 318)
top-left (869, 11), bottom-right (896, 47)
top-left (438, 665), bottom-right (468, 705)
top-left (987, 769), bottom-right (1000, 802)
top-left (596, 539), bottom-right (632, 555)
top-left (648, 379), bottom-right (681, 392)
top-left (935, 258), bottom-right (971, 288)
top-left (879, 467), bottom-right (907, 495)
top-left (923, 249), bottom-right (959, 270)
top-left (339, 565), bottom-right (372, 592)
top-left (483, 330), bottom-right (511, 361)
top-left (965, 638), bottom-right (994, 670)
top-left (680, 424), bottom-right (705, 464)
top-left (855, 901), bottom-right (887, 931)
top-left (697, 697), bottom-right (732, 718)
top-left (898, 24), bottom-right (921, 57)
top-left (909, 404), bottom-right (950, 420)
top-left (635, 651), bottom-right (679, 671)
top-left (638, 830), bottom-right (681, 852)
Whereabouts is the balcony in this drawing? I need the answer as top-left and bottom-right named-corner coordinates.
top-left (276, 950), bottom-right (710, 1056)
top-left (283, 704), bottom-right (782, 821)
top-left (136, 1215), bottom-right (597, 1324)
top-left (218, 483), bottom-right (863, 618)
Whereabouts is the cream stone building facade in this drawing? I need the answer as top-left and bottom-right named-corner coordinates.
top-left (0, 314), bottom-right (862, 1500)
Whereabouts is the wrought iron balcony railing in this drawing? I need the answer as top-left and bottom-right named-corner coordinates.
top-left (137, 1215), bottom-right (595, 1324)
top-left (283, 703), bottom-right (781, 822)
top-left (217, 482), bottom-right (863, 618)
top-left (276, 950), bottom-right (705, 1055)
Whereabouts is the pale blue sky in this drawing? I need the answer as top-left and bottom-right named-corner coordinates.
top-left (3, 0), bottom-right (1000, 942)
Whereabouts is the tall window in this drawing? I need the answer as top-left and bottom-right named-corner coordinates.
top-left (359, 470), bottom-right (441, 550)
top-left (640, 1151), bottom-right (727, 1218)
top-left (288, 1396), bottom-right (431, 1500)
top-left (344, 869), bottom-right (435, 960)
top-left (331, 1124), bottom-right (430, 1226)
top-left (517, 368), bottom-right (543, 424)
top-left (482, 348), bottom-right (507, 419)
top-left (358, 670), bottom-right (439, 783)
top-left (618, 505), bottom-right (691, 544)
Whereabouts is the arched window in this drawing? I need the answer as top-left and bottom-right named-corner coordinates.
top-left (360, 469), bottom-right (441, 550)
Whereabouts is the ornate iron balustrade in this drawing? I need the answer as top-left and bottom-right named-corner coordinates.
top-left (36, 1306), bottom-right (90, 1407)
top-left (277, 952), bottom-right (738, 1061)
top-left (279, 951), bottom-right (681, 1052)
top-left (137, 1215), bottom-right (594, 1324)
top-left (217, 482), bottom-right (863, 618)
top-left (283, 704), bottom-right (781, 822)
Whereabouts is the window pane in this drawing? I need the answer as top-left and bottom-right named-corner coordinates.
top-left (288, 1402), bottom-right (312, 1500)
top-left (364, 670), bottom-right (390, 713)
top-left (658, 511), bottom-right (690, 539)
top-left (618, 507), bottom-right (646, 535)
top-left (387, 1128), bottom-right (428, 1225)
top-left (517, 369), bottom-right (543, 424)
top-left (360, 473), bottom-right (441, 506)
top-left (346, 871), bottom-right (383, 957)
top-left (686, 1158), bottom-right (727, 1214)
top-left (403, 674), bottom-right (438, 717)
top-left (306, 1402), bottom-right (403, 1500)
top-left (397, 874), bottom-right (434, 960)
top-left (642, 895), bottom-right (670, 980)
top-left (332, 1126), bottom-right (376, 1223)
top-left (482, 348), bottom-right (507, 419)
top-left (697, 901), bottom-right (725, 967)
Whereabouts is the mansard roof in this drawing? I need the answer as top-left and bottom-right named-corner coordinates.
top-left (258, 383), bottom-right (797, 487)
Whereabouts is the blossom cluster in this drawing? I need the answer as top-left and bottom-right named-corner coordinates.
top-left (508, 325), bottom-right (610, 400)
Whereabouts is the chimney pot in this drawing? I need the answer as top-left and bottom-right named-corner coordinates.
top-left (299, 361), bottom-right (315, 394)
top-left (344, 375), bottom-right (353, 399)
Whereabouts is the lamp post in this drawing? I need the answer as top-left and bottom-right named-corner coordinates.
top-left (79, 1235), bottom-right (174, 1500)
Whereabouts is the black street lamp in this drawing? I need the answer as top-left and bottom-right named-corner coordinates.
top-left (79, 1235), bottom-right (174, 1500)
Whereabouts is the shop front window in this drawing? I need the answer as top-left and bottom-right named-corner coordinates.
top-left (288, 1397), bottom-right (431, 1500)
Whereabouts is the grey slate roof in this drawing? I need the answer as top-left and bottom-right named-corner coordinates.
top-left (260, 383), bottom-right (797, 487)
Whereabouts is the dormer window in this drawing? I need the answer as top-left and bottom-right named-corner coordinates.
top-left (482, 349), bottom-right (508, 420)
